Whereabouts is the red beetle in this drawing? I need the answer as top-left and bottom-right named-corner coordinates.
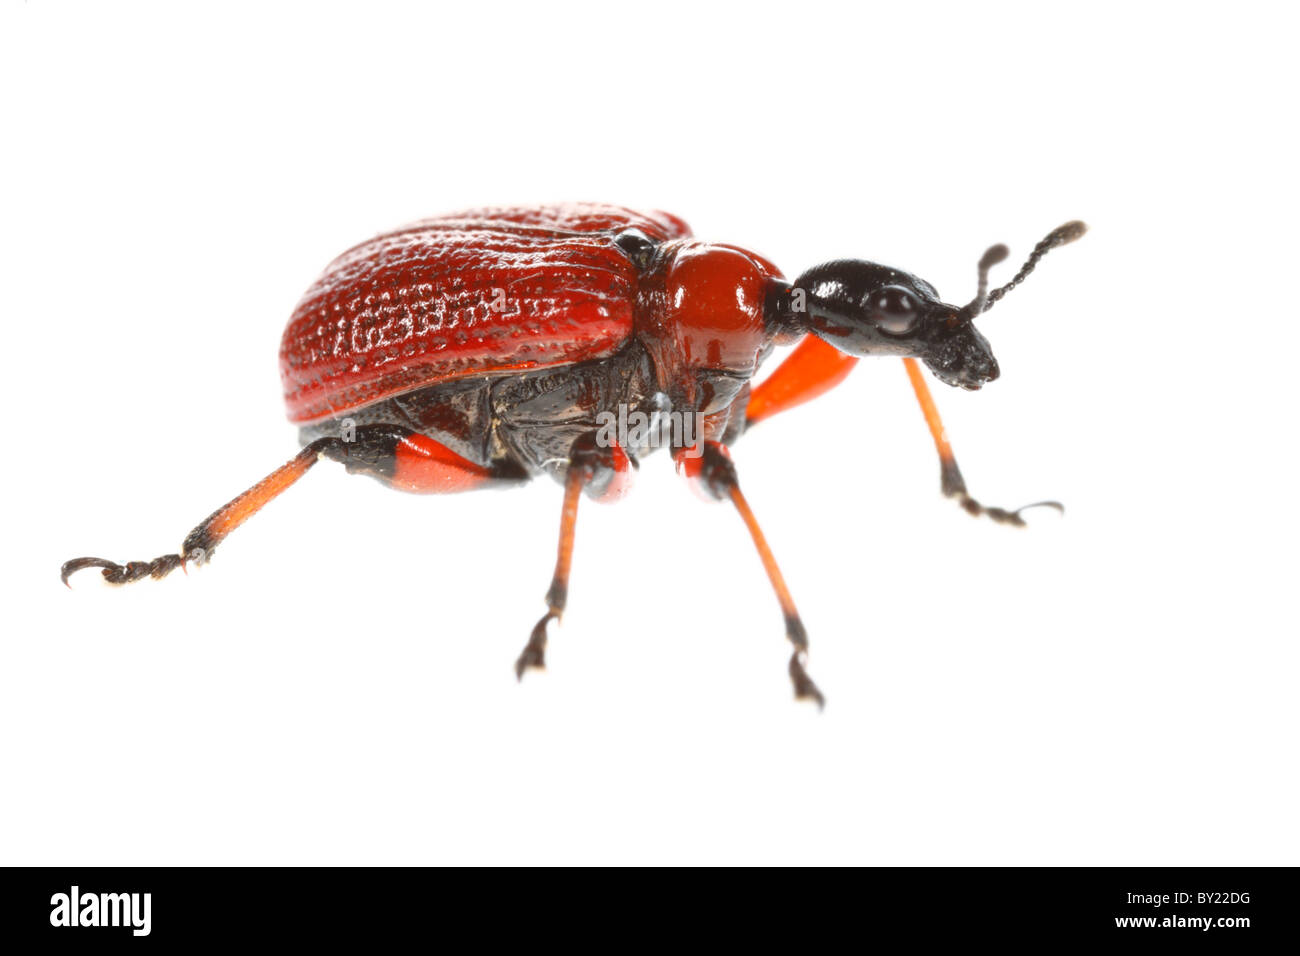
top-left (63, 203), bottom-right (1085, 705)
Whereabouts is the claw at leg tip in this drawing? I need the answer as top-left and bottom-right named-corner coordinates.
top-left (1015, 499), bottom-right (1066, 521)
top-left (795, 684), bottom-right (826, 711)
top-left (515, 610), bottom-right (557, 681)
top-left (795, 683), bottom-right (827, 710)
top-left (789, 652), bottom-right (825, 710)
top-left (514, 652), bottom-right (546, 682)
top-left (60, 557), bottom-right (113, 588)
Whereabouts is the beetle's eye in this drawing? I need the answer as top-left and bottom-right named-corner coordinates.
top-left (869, 287), bottom-right (919, 335)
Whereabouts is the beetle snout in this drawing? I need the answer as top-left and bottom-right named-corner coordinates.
top-left (922, 323), bottom-right (1000, 390)
top-left (960, 354), bottom-right (1000, 389)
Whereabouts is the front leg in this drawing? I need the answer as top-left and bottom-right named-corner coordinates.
top-left (902, 358), bottom-right (1062, 526)
top-left (745, 335), bottom-right (859, 428)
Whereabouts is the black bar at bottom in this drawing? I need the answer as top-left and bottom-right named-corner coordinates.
top-left (0, 866), bottom-right (1292, 945)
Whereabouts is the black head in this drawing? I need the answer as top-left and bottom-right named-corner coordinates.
top-left (783, 221), bottom-right (1086, 389)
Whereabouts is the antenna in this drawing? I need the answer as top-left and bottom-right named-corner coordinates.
top-left (979, 220), bottom-right (1088, 315)
top-left (962, 243), bottom-right (1009, 318)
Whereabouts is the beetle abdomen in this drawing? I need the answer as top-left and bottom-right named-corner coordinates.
top-left (280, 204), bottom-right (692, 424)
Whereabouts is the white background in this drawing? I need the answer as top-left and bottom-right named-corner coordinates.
top-left (2, 1), bottom-right (1296, 865)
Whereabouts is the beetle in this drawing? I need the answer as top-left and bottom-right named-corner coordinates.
top-left (62, 203), bottom-right (1085, 705)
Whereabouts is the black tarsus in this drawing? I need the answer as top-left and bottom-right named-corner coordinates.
top-left (939, 455), bottom-right (1064, 526)
top-left (61, 553), bottom-right (185, 586)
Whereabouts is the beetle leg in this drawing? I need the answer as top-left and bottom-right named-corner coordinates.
top-left (744, 335), bottom-right (860, 429)
top-left (676, 440), bottom-right (824, 708)
top-left (515, 434), bottom-right (633, 679)
top-left (61, 425), bottom-right (524, 586)
top-left (902, 357), bottom-right (1063, 525)
top-left (61, 438), bottom-right (344, 586)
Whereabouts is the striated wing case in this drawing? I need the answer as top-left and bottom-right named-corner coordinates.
top-left (280, 203), bottom-right (692, 424)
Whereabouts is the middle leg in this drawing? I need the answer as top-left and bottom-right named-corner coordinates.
top-left (515, 433), bottom-right (634, 679)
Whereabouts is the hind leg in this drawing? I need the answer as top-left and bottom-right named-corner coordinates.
top-left (62, 424), bottom-right (528, 586)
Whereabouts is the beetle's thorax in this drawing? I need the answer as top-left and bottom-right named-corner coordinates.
top-left (631, 238), bottom-right (786, 420)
